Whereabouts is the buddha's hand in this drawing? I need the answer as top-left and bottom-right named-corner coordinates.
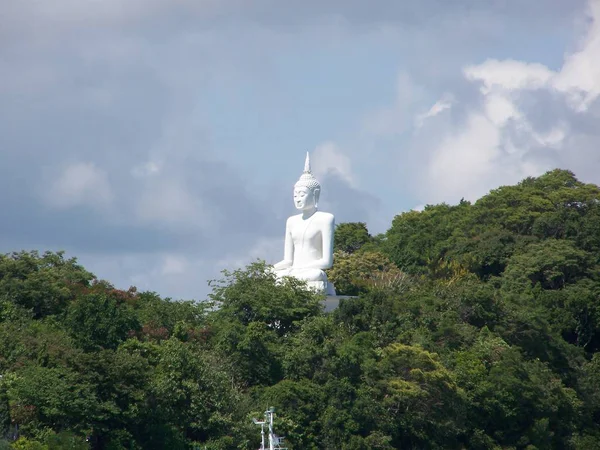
top-left (273, 260), bottom-right (292, 270)
top-left (295, 260), bottom-right (327, 271)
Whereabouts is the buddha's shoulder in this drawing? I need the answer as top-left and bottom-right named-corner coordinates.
top-left (288, 211), bottom-right (335, 224)
top-left (314, 211), bottom-right (335, 223)
top-left (286, 215), bottom-right (300, 225)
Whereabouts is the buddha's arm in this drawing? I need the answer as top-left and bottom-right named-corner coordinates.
top-left (273, 220), bottom-right (294, 270)
top-left (299, 215), bottom-right (335, 271)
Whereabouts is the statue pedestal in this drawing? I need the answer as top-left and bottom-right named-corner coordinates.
top-left (322, 295), bottom-right (356, 312)
top-left (323, 296), bottom-right (339, 312)
top-left (307, 280), bottom-right (336, 296)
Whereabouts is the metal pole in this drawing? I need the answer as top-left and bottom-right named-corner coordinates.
top-left (268, 408), bottom-right (275, 450)
top-left (253, 417), bottom-right (266, 450)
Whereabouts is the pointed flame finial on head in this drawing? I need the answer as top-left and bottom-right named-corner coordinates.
top-left (304, 151), bottom-right (311, 173)
top-left (295, 151), bottom-right (320, 191)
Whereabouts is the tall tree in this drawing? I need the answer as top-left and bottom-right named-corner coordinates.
top-left (334, 223), bottom-right (372, 254)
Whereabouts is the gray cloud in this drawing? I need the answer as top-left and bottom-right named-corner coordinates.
top-left (3, 0), bottom-right (586, 36)
top-left (0, 0), bottom-right (593, 300)
top-left (318, 172), bottom-right (382, 226)
top-left (385, 2), bottom-right (600, 206)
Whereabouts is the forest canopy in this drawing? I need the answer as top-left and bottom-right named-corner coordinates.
top-left (1, 169), bottom-right (600, 449)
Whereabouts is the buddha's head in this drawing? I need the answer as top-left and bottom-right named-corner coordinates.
top-left (294, 152), bottom-right (320, 211)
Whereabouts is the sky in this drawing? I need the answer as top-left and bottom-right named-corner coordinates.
top-left (1, 0), bottom-right (599, 301)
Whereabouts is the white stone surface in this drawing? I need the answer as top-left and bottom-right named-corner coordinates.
top-left (323, 295), bottom-right (340, 312)
top-left (273, 152), bottom-right (336, 296)
top-left (322, 295), bottom-right (357, 312)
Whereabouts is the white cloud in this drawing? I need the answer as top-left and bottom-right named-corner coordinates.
top-left (483, 93), bottom-right (521, 126)
top-left (463, 1), bottom-right (600, 113)
top-left (76, 238), bottom-right (284, 301)
top-left (426, 113), bottom-right (505, 202)
top-left (415, 94), bottom-right (454, 128)
top-left (216, 236), bottom-right (283, 269)
top-left (160, 254), bottom-right (188, 275)
top-left (80, 251), bottom-right (214, 300)
top-left (312, 141), bottom-right (355, 187)
top-left (464, 59), bottom-right (554, 93)
top-left (406, 0), bottom-right (600, 205)
top-left (552, 0), bottom-right (600, 112)
top-left (135, 181), bottom-right (212, 231)
top-left (131, 161), bottom-right (162, 178)
top-left (44, 162), bottom-right (112, 209)
top-left (362, 71), bottom-right (428, 136)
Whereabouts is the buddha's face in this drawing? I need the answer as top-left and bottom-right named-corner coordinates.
top-left (293, 186), bottom-right (316, 211)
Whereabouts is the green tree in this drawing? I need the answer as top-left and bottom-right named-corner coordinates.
top-left (454, 328), bottom-right (582, 448)
top-left (259, 380), bottom-right (325, 449)
top-left (0, 251), bottom-right (94, 319)
top-left (208, 261), bottom-right (322, 337)
top-left (65, 287), bottom-right (140, 351)
top-left (327, 251), bottom-right (407, 296)
top-left (502, 239), bottom-right (593, 292)
top-left (149, 338), bottom-right (241, 448)
top-left (10, 438), bottom-right (48, 450)
top-left (5, 365), bottom-right (97, 439)
top-left (134, 292), bottom-right (209, 343)
top-left (45, 431), bottom-right (89, 450)
top-left (334, 223), bottom-right (372, 254)
top-left (0, 376), bottom-right (9, 439)
top-left (365, 343), bottom-right (467, 449)
top-left (448, 228), bottom-right (520, 279)
top-left (383, 201), bottom-right (471, 274)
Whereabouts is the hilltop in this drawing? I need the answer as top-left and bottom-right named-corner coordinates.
top-left (1, 169), bottom-right (600, 449)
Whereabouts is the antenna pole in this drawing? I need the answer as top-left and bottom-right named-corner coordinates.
top-left (254, 407), bottom-right (286, 450)
top-left (268, 408), bottom-right (275, 450)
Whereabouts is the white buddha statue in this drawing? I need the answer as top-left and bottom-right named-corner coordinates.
top-left (273, 152), bottom-right (336, 296)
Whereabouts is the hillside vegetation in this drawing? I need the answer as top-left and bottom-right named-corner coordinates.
top-left (1, 169), bottom-right (600, 449)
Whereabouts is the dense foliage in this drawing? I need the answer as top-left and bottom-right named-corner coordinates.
top-left (1, 169), bottom-right (599, 449)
